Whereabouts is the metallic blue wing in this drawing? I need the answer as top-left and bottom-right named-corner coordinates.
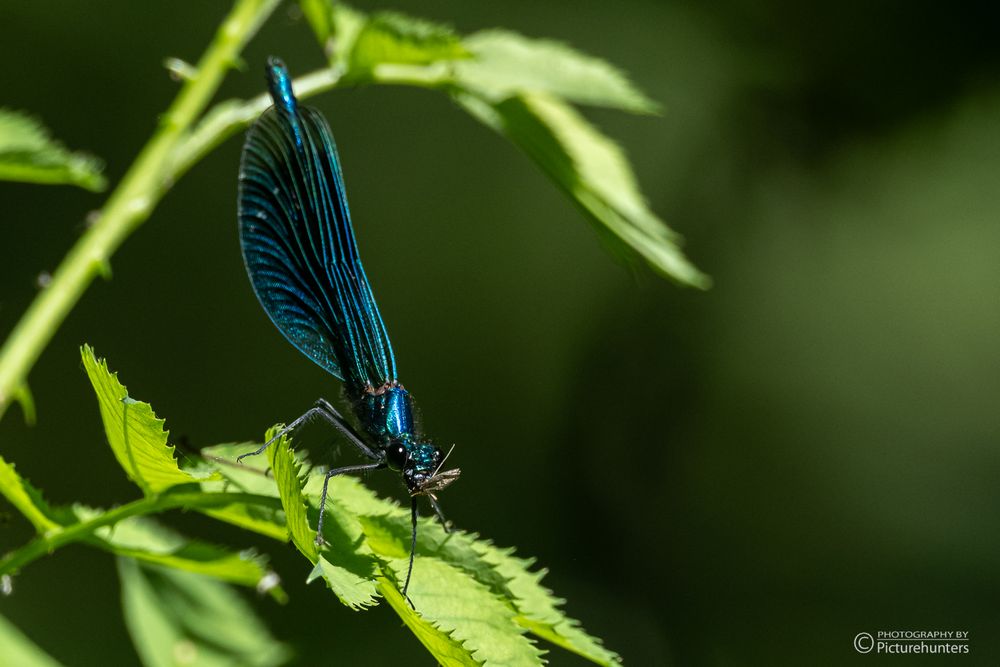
top-left (237, 58), bottom-right (398, 391)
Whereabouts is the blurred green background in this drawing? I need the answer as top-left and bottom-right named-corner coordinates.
top-left (2, 1), bottom-right (1000, 665)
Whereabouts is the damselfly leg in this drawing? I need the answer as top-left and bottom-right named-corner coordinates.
top-left (315, 461), bottom-right (385, 545)
top-left (237, 398), bottom-right (379, 463)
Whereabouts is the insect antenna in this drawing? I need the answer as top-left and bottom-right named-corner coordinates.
top-left (431, 443), bottom-right (456, 478)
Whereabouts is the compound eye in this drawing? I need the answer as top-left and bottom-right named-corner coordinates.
top-left (386, 444), bottom-right (408, 470)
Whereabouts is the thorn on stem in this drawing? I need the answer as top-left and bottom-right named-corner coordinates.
top-left (93, 258), bottom-right (113, 281)
top-left (226, 55), bottom-right (248, 72)
top-left (163, 57), bottom-right (197, 82)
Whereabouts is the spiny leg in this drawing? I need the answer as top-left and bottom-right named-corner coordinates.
top-left (236, 407), bottom-right (317, 463)
top-left (403, 497), bottom-right (418, 606)
top-left (315, 462), bottom-right (385, 545)
top-left (312, 398), bottom-right (380, 459)
top-left (237, 398), bottom-right (379, 463)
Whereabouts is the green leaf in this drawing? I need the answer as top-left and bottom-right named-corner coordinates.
top-left (0, 454), bottom-right (59, 533)
top-left (379, 579), bottom-right (481, 667)
top-left (200, 500), bottom-right (289, 541)
top-left (332, 475), bottom-right (618, 665)
top-left (201, 441), bottom-right (620, 664)
top-left (263, 435), bottom-right (382, 608)
top-left (201, 442), bottom-right (281, 495)
top-left (302, 3), bottom-right (706, 284)
top-left (303, 465), bottom-right (396, 517)
top-left (265, 429), bottom-right (318, 561)
top-left (118, 557), bottom-right (290, 667)
top-left (81, 345), bottom-right (220, 494)
top-left (475, 545), bottom-right (621, 666)
top-left (299, 0), bottom-right (366, 65)
top-left (354, 514), bottom-right (543, 666)
top-left (196, 442), bottom-right (289, 540)
top-left (0, 447), bottom-right (282, 597)
top-left (307, 555), bottom-right (379, 610)
top-left (71, 505), bottom-right (283, 598)
top-left (0, 108), bottom-right (106, 191)
top-left (360, 512), bottom-right (511, 600)
top-left (343, 9), bottom-right (467, 79)
top-left (456, 30), bottom-right (658, 113)
top-left (383, 556), bottom-right (544, 667)
top-left (310, 490), bottom-right (382, 609)
top-left (69, 356), bottom-right (619, 666)
top-left (299, 0), bottom-right (334, 44)
top-left (330, 3), bottom-right (368, 67)
top-left (0, 613), bottom-right (64, 667)
top-left (457, 92), bottom-right (710, 288)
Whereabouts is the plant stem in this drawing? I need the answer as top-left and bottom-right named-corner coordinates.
top-left (0, 490), bottom-right (280, 576)
top-left (0, 0), bottom-right (280, 421)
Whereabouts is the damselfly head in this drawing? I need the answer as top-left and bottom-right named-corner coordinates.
top-left (402, 441), bottom-right (460, 496)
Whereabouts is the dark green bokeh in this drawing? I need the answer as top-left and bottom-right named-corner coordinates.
top-left (2, 1), bottom-right (999, 665)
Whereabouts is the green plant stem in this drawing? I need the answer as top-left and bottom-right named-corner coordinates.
top-left (0, 490), bottom-right (280, 577)
top-left (0, 0), bottom-right (280, 422)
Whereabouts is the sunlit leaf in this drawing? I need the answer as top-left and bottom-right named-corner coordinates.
top-left (305, 465), bottom-right (396, 518)
top-left (266, 430), bottom-right (318, 561)
top-left (299, 0), bottom-right (334, 45)
top-left (0, 108), bottom-right (105, 191)
top-left (456, 30), bottom-right (658, 113)
top-left (0, 613), bottom-right (63, 667)
top-left (205, 436), bottom-right (620, 664)
top-left (457, 92), bottom-right (710, 287)
top-left (197, 442), bottom-right (289, 540)
top-left (201, 442), bottom-right (279, 495)
top-left (70, 289), bottom-right (618, 666)
top-left (307, 555), bottom-right (379, 610)
top-left (312, 492), bottom-right (382, 610)
top-left (118, 558), bottom-right (290, 667)
top-left (328, 5), bottom-right (467, 81)
top-left (475, 544), bottom-right (621, 665)
top-left (71, 505), bottom-right (282, 598)
top-left (262, 435), bottom-right (383, 608)
top-left (81, 345), bottom-right (220, 494)
top-left (300, 2), bottom-right (706, 284)
top-left (200, 500), bottom-right (289, 541)
top-left (380, 580), bottom-right (481, 667)
top-left (0, 454), bottom-right (59, 533)
top-left (360, 512), bottom-right (510, 598)
top-left (382, 555), bottom-right (544, 667)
